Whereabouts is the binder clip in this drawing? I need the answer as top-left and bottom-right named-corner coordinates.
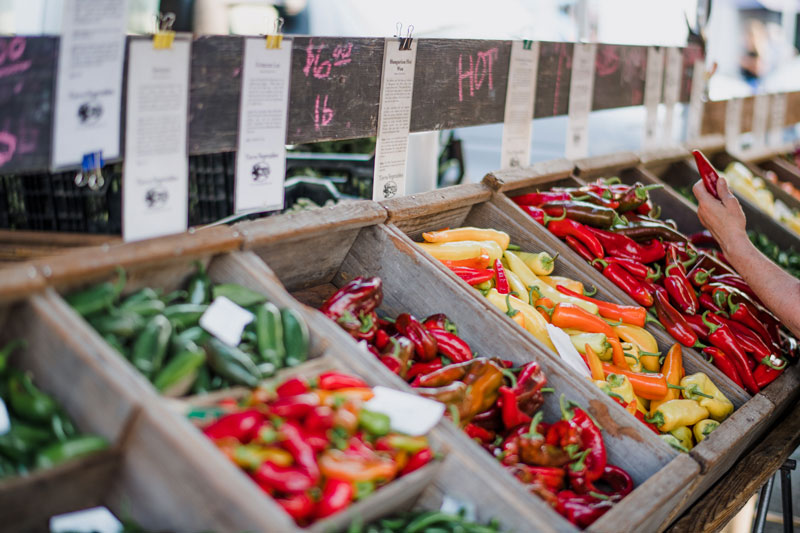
top-left (395, 23), bottom-right (414, 51)
top-left (266, 17), bottom-right (284, 49)
top-left (74, 151), bottom-right (105, 191)
top-left (153, 12), bottom-right (176, 50)
top-left (522, 40), bottom-right (533, 51)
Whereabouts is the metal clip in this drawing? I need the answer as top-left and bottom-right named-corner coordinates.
top-left (266, 17), bottom-right (285, 49)
top-left (522, 40), bottom-right (533, 50)
top-left (395, 22), bottom-right (414, 51)
top-left (74, 151), bottom-right (105, 191)
top-left (153, 12), bottom-right (176, 50)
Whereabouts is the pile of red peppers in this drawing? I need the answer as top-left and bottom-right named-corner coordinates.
top-left (320, 277), bottom-right (633, 527)
top-left (512, 172), bottom-right (797, 394)
top-left (199, 371), bottom-right (433, 526)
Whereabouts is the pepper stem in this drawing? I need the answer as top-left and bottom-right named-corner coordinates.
top-left (664, 264), bottom-right (682, 278)
top-left (583, 285), bottom-right (598, 297)
top-left (591, 258), bottom-right (609, 270)
top-left (700, 311), bottom-right (720, 335)
top-left (726, 292), bottom-right (740, 316)
top-left (603, 317), bottom-right (623, 327)
top-left (645, 313), bottom-right (665, 329)
top-left (559, 393), bottom-right (574, 421)
top-left (569, 449), bottom-right (590, 472)
top-left (638, 350), bottom-right (662, 357)
top-left (535, 303), bottom-right (554, 317)
top-left (644, 411), bottom-right (664, 427)
top-left (685, 384), bottom-right (715, 399)
top-left (648, 205), bottom-right (662, 219)
top-left (528, 285), bottom-right (542, 306)
top-left (543, 208), bottom-right (568, 225)
top-left (525, 411), bottom-right (544, 439)
top-left (505, 295), bottom-right (520, 318)
top-left (603, 177), bottom-right (622, 185)
top-left (761, 355), bottom-right (787, 371)
top-left (500, 368), bottom-right (519, 389)
top-left (647, 263), bottom-right (662, 281)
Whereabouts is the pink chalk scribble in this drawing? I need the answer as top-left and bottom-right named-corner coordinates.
top-left (314, 94), bottom-right (334, 131)
top-left (0, 131), bottom-right (17, 167)
top-left (457, 47), bottom-right (498, 102)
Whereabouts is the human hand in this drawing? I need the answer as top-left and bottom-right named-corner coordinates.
top-left (692, 176), bottom-right (747, 254)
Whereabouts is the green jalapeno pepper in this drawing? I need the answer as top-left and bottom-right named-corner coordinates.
top-left (281, 308), bottom-right (309, 367)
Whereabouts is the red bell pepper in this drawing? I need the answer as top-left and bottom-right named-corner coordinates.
top-left (253, 461), bottom-right (315, 493)
top-left (701, 312), bottom-right (759, 394)
top-left (703, 346), bottom-right (745, 389)
top-left (321, 277), bottom-right (383, 336)
top-left (561, 397), bottom-right (606, 483)
top-left (663, 264), bottom-right (699, 315)
top-left (549, 219), bottom-right (605, 258)
top-left (203, 410), bottom-right (265, 442)
top-left (592, 259), bottom-right (654, 307)
top-left (315, 478), bottom-right (354, 519)
top-left (422, 313), bottom-right (458, 334)
top-left (692, 150), bottom-right (721, 199)
top-left (464, 423), bottom-right (495, 443)
top-left (494, 259), bottom-right (510, 294)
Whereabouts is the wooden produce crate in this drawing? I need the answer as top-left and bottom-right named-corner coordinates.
top-left (480, 159), bottom-right (777, 528)
top-left (754, 154), bottom-right (800, 194)
top-left (240, 199), bottom-right (697, 533)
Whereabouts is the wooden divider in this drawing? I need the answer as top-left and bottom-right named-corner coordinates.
top-left (713, 151), bottom-right (800, 217)
top-left (756, 156), bottom-right (800, 193)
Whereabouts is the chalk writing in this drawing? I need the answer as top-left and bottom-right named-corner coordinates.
top-left (314, 94), bottom-right (333, 131)
top-left (0, 131), bottom-right (16, 166)
top-left (0, 37), bottom-right (31, 79)
top-left (457, 48), bottom-right (498, 102)
top-left (332, 43), bottom-right (353, 67)
top-left (303, 38), bottom-right (353, 79)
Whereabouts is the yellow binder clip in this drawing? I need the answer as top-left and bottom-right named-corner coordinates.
top-left (153, 12), bottom-right (176, 50)
top-left (266, 17), bottom-right (284, 49)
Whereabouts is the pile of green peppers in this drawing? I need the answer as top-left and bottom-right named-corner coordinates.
top-left (0, 341), bottom-right (108, 478)
top-left (748, 231), bottom-right (800, 278)
top-left (349, 509), bottom-right (502, 533)
top-left (66, 264), bottom-right (310, 396)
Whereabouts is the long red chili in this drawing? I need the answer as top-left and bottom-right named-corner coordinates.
top-left (703, 346), bottom-right (745, 389)
top-left (604, 256), bottom-right (660, 281)
top-left (701, 312), bottom-right (759, 394)
top-left (692, 150), bottom-right (720, 199)
top-left (549, 219), bottom-right (605, 258)
top-left (588, 227), bottom-right (665, 264)
top-left (494, 259), bottom-right (510, 295)
top-left (280, 420), bottom-right (321, 481)
top-left (562, 398), bottom-right (606, 482)
top-left (592, 259), bottom-right (654, 307)
top-left (427, 328), bottom-right (473, 363)
top-left (663, 264), bottom-right (699, 315)
top-left (448, 266), bottom-right (495, 286)
top-left (726, 292), bottom-right (777, 349)
top-left (707, 313), bottom-right (772, 360)
top-left (512, 191), bottom-right (572, 206)
top-left (565, 235), bottom-right (599, 265)
top-left (203, 410), bottom-right (265, 441)
top-left (653, 291), bottom-right (699, 347)
top-left (753, 361), bottom-right (785, 389)
top-left (699, 292), bottom-right (727, 315)
top-left (315, 478), bottom-right (354, 519)
top-left (318, 371), bottom-right (369, 390)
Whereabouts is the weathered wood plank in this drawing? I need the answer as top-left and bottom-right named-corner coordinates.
top-left (483, 158), bottom-right (574, 192)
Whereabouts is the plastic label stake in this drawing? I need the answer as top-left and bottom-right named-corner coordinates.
top-left (724, 97), bottom-right (743, 153)
top-left (122, 37), bottom-right (191, 242)
top-left (365, 386), bottom-right (444, 436)
top-left (372, 36), bottom-right (417, 201)
top-left (500, 40), bottom-right (539, 169)
top-left (51, 0), bottom-right (128, 169)
top-left (642, 46), bottom-right (665, 151)
top-left (686, 58), bottom-right (706, 142)
top-left (662, 47), bottom-right (682, 145)
top-left (234, 37), bottom-right (293, 213)
top-left (565, 43), bottom-right (596, 159)
top-left (750, 93), bottom-right (770, 149)
top-left (768, 93), bottom-right (788, 147)
top-left (200, 296), bottom-right (255, 347)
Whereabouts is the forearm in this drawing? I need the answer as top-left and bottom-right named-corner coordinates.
top-left (723, 237), bottom-right (800, 338)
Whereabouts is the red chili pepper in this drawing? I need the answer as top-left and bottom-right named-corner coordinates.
top-left (709, 274), bottom-right (763, 304)
top-left (520, 205), bottom-right (570, 226)
top-left (703, 346), bottom-right (745, 389)
top-left (594, 464), bottom-right (634, 497)
top-left (280, 420), bottom-right (320, 481)
top-left (464, 423), bottom-right (495, 443)
top-left (448, 266), bottom-right (496, 286)
top-left (725, 292), bottom-right (777, 349)
top-left (276, 377), bottom-right (310, 398)
top-left (276, 492), bottom-right (315, 524)
top-left (379, 355), bottom-right (403, 375)
top-left (636, 198), bottom-right (654, 215)
top-left (374, 328), bottom-right (390, 350)
top-left (317, 372), bottom-right (369, 391)
top-left (701, 312), bottom-right (759, 394)
top-left (304, 406), bottom-right (335, 433)
top-left (753, 360), bottom-right (785, 389)
top-left (689, 230), bottom-right (719, 248)
top-left (203, 410), bottom-right (265, 442)
top-left (592, 258), bottom-right (654, 307)
top-left (663, 264), bottom-right (699, 315)
top-left (395, 313), bottom-right (438, 362)
top-left (565, 235), bottom-right (599, 265)
top-left (604, 256), bottom-right (661, 281)
top-left (320, 277), bottom-right (383, 334)
top-left (699, 292), bottom-right (727, 315)
top-left (692, 150), bottom-right (720, 199)
top-left (406, 360), bottom-right (444, 382)
top-left (588, 228), bottom-right (665, 263)
top-left (512, 465), bottom-right (566, 493)
top-left (512, 191), bottom-right (572, 206)
top-left (634, 410), bottom-right (661, 434)
top-left (689, 267), bottom-right (715, 288)
top-left (550, 219), bottom-right (605, 258)
top-left (401, 448), bottom-right (434, 475)
top-left (556, 285), bottom-right (647, 327)
top-left (653, 291), bottom-right (699, 347)
top-left (426, 328), bottom-right (473, 363)
top-left (556, 490), bottom-right (613, 528)
top-left (270, 394), bottom-right (321, 419)
top-left (494, 259), bottom-right (510, 295)
top-left (708, 314), bottom-right (772, 360)
top-left (683, 313), bottom-right (709, 341)
top-left (561, 397), bottom-right (605, 482)
top-left (422, 313), bottom-right (458, 334)
top-left (498, 386), bottom-right (532, 429)
top-left (315, 478), bottom-right (354, 519)
top-left (253, 461), bottom-right (315, 494)
top-left (641, 278), bottom-right (670, 303)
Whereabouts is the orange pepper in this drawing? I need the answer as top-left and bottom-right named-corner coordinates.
top-left (650, 344), bottom-right (683, 413)
top-left (441, 252), bottom-right (492, 270)
top-left (319, 449), bottom-right (399, 482)
top-left (550, 303), bottom-right (616, 338)
top-left (317, 388), bottom-right (374, 407)
top-left (511, 312), bottom-right (526, 328)
top-left (535, 297), bottom-right (555, 322)
top-left (608, 337), bottom-right (628, 371)
top-left (624, 400), bottom-right (638, 415)
top-left (584, 344), bottom-right (605, 381)
top-left (601, 363), bottom-right (668, 400)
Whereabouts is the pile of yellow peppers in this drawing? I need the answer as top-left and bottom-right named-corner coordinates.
top-left (415, 226), bottom-right (734, 451)
top-left (723, 161), bottom-right (800, 235)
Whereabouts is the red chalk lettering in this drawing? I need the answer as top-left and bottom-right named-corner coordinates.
top-left (314, 94), bottom-right (334, 131)
top-left (0, 131), bottom-right (17, 167)
top-left (332, 43), bottom-right (353, 66)
top-left (458, 48), bottom-right (498, 102)
top-left (457, 54), bottom-right (474, 102)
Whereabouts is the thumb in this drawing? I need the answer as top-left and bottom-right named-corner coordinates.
top-left (716, 176), bottom-right (733, 199)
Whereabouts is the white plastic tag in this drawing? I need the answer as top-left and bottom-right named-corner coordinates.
top-left (547, 324), bottom-right (591, 379)
top-left (200, 296), bottom-right (255, 347)
top-left (564, 43), bottom-right (597, 159)
top-left (365, 386), bottom-right (444, 436)
top-left (0, 398), bottom-right (9, 436)
top-left (50, 506), bottom-right (122, 533)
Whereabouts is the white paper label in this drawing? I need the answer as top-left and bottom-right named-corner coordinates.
top-left (662, 47), bottom-right (682, 144)
top-left (50, 507), bottom-right (122, 533)
top-left (500, 41), bottom-right (538, 169)
top-left (51, 0), bottom-right (128, 169)
top-left (546, 324), bottom-right (591, 379)
top-left (686, 59), bottom-right (706, 141)
top-left (234, 37), bottom-right (293, 213)
top-left (724, 98), bottom-right (743, 152)
top-left (372, 38), bottom-right (417, 201)
top-left (122, 38), bottom-right (191, 242)
top-left (441, 496), bottom-right (477, 521)
top-left (0, 398), bottom-right (9, 436)
top-left (642, 47), bottom-right (665, 150)
top-left (365, 386), bottom-right (444, 436)
top-left (200, 296), bottom-right (255, 347)
top-left (750, 94), bottom-right (770, 149)
top-left (768, 93), bottom-right (788, 147)
top-left (565, 43), bottom-right (596, 159)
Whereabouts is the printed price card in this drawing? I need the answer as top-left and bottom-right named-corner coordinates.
top-left (642, 46), bottom-right (665, 150)
top-left (122, 37), bottom-right (191, 242)
top-left (500, 41), bottom-right (538, 169)
top-left (565, 43), bottom-right (596, 159)
top-left (750, 93), bottom-right (769, 149)
top-left (686, 59), bottom-right (706, 141)
top-left (724, 97), bottom-right (743, 152)
top-left (662, 47), bottom-right (682, 145)
top-left (372, 38), bottom-right (417, 201)
top-left (234, 37), bottom-right (293, 213)
top-left (51, 0), bottom-right (128, 168)
top-left (768, 93), bottom-right (788, 147)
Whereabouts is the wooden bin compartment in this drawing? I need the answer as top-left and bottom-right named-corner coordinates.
top-left (754, 155), bottom-right (800, 196)
top-left (243, 193), bottom-right (700, 533)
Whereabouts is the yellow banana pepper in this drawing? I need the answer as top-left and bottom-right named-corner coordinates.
top-left (693, 419), bottom-right (720, 443)
top-left (417, 241), bottom-right (485, 261)
top-left (539, 275), bottom-right (584, 295)
top-left (680, 373), bottom-right (734, 422)
top-left (669, 426), bottom-right (694, 451)
top-left (605, 373), bottom-right (636, 405)
top-left (646, 399), bottom-right (709, 433)
top-left (422, 227), bottom-right (510, 250)
top-left (505, 270), bottom-right (529, 301)
top-left (621, 342), bottom-right (642, 373)
top-left (613, 323), bottom-right (660, 371)
top-left (636, 396), bottom-right (649, 415)
top-left (569, 333), bottom-right (611, 360)
top-left (516, 251), bottom-right (557, 275)
top-left (484, 288), bottom-right (555, 352)
top-left (504, 251), bottom-right (598, 314)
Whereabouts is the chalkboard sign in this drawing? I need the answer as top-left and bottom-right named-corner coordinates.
top-left (0, 36), bottom-right (57, 174)
top-left (592, 44), bottom-right (647, 111)
top-left (410, 39), bottom-right (511, 132)
top-left (680, 43), bottom-right (704, 103)
top-left (534, 41), bottom-right (572, 119)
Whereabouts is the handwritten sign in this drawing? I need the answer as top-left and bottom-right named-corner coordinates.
top-left (593, 44), bottom-right (646, 111)
top-left (565, 43), bottom-right (596, 159)
top-left (500, 41), bottom-right (538, 169)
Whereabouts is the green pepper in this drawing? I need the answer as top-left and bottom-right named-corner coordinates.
top-left (34, 435), bottom-right (108, 469)
top-left (153, 343), bottom-right (206, 397)
top-left (0, 339), bottom-right (25, 375)
top-left (173, 326), bottom-right (209, 347)
top-left (358, 409), bottom-right (391, 436)
top-left (8, 371), bottom-right (57, 423)
top-left (281, 308), bottom-right (309, 367)
top-left (192, 365), bottom-right (212, 395)
top-left (187, 262), bottom-right (212, 305)
top-left (211, 284), bottom-right (267, 308)
top-left (163, 303), bottom-right (208, 330)
top-left (205, 337), bottom-right (262, 388)
top-left (130, 315), bottom-right (172, 378)
top-left (0, 419), bottom-right (53, 463)
top-left (120, 287), bottom-right (161, 305)
top-left (89, 310), bottom-right (146, 339)
top-left (102, 334), bottom-right (129, 358)
top-left (354, 480), bottom-right (376, 501)
top-left (65, 267), bottom-right (126, 317)
top-left (256, 302), bottom-right (285, 366)
top-left (119, 298), bottom-right (166, 317)
top-left (161, 290), bottom-right (188, 304)
top-left (51, 411), bottom-right (77, 442)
